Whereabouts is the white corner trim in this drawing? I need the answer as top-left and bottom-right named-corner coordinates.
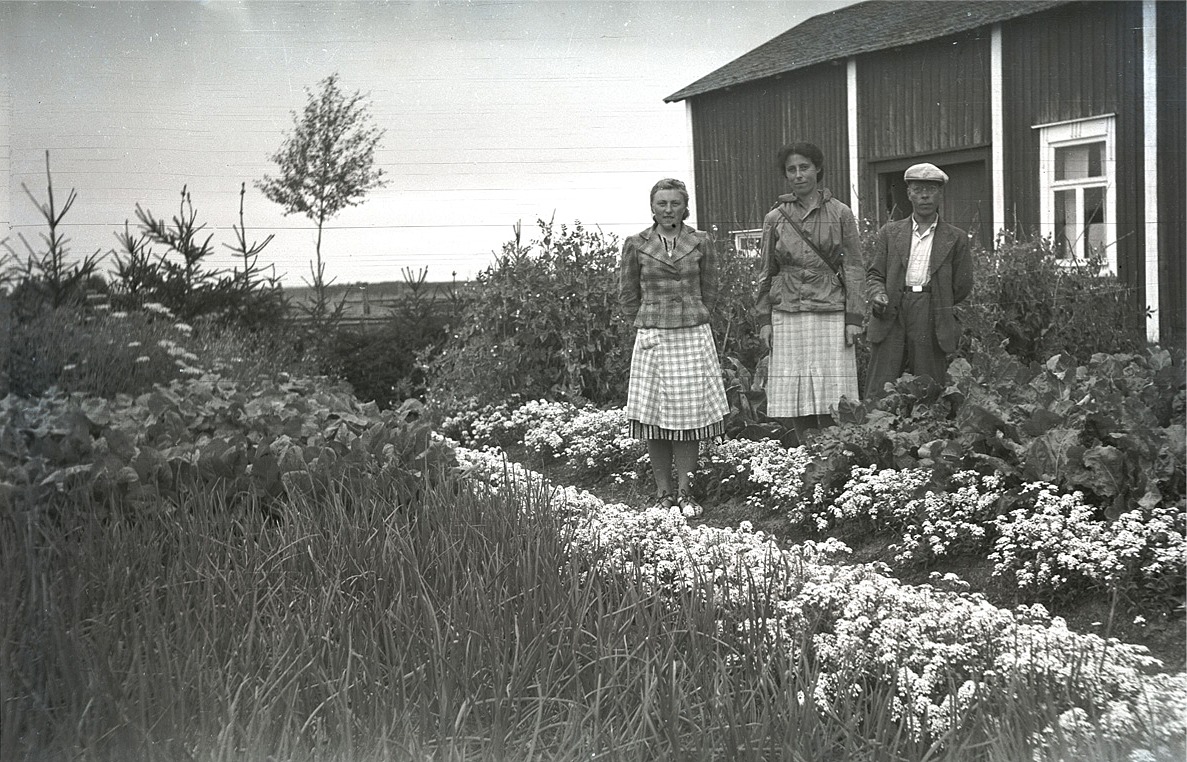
top-left (847, 57), bottom-right (860, 221)
top-left (991, 24), bottom-right (1005, 246)
top-left (1143, 0), bottom-right (1160, 343)
top-left (683, 100), bottom-right (698, 229)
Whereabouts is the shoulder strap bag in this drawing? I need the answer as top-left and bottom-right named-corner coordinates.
top-left (775, 203), bottom-right (844, 284)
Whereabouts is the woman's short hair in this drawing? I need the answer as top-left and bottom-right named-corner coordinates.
top-left (649, 178), bottom-right (691, 220)
top-left (776, 142), bottom-right (825, 182)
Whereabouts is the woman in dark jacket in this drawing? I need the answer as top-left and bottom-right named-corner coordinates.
top-left (620, 178), bottom-right (728, 517)
top-left (756, 142), bottom-right (865, 439)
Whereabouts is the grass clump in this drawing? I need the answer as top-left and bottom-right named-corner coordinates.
top-left (6, 445), bottom-right (1182, 761)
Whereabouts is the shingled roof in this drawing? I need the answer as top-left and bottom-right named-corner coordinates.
top-left (665, 0), bottom-right (1075, 102)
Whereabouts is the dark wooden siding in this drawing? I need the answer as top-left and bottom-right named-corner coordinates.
top-left (689, 61), bottom-right (849, 242)
top-left (1157, 0), bottom-right (1185, 347)
top-left (856, 28), bottom-right (992, 160)
top-left (854, 28), bottom-right (992, 230)
top-left (1001, 2), bottom-right (1144, 314)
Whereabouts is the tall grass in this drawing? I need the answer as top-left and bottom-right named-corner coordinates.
top-left (3, 464), bottom-right (1174, 761)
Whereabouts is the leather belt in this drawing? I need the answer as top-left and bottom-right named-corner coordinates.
top-left (906, 285), bottom-right (931, 293)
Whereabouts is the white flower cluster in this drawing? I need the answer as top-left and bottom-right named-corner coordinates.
top-left (1029, 672), bottom-right (1187, 761)
top-left (825, 465), bottom-right (1002, 565)
top-left (452, 444), bottom-right (1186, 748)
top-left (828, 464), bottom-right (934, 530)
top-left (534, 407), bottom-right (645, 479)
top-left (992, 483), bottom-right (1187, 600)
top-left (891, 471), bottom-right (1004, 565)
top-left (440, 398), bottom-right (578, 450)
top-left (157, 338), bottom-right (203, 375)
top-left (991, 484), bottom-right (1118, 596)
top-left (471, 399), bottom-right (1185, 606)
top-left (706, 438), bottom-right (814, 518)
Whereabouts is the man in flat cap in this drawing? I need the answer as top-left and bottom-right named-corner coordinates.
top-left (865, 162), bottom-right (973, 398)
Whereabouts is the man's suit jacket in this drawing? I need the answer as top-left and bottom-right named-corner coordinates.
top-left (866, 217), bottom-right (973, 354)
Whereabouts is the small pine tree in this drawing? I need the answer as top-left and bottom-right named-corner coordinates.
top-left (256, 73), bottom-right (387, 329)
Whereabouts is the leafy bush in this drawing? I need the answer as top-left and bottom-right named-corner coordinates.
top-left (711, 238), bottom-right (766, 375)
top-left (0, 373), bottom-right (452, 519)
top-left (427, 220), bottom-right (762, 414)
top-left (5, 304), bottom-right (199, 398)
top-left (318, 269), bottom-right (461, 409)
top-left (806, 347), bottom-right (1185, 516)
top-left (425, 219), bottom-right (630, 408)
top-left (959, 232), bottom-right (1145, 364)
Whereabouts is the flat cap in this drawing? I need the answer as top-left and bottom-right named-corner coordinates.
top-left (904, 163), bottom-right (948, 184)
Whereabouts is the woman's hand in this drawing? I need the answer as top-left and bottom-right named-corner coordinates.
top-left (845, 324), bottom-right (863, 346)
top-left (759, 324), bottom-right (772, 350)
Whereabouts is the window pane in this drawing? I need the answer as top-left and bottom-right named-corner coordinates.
top-left (1054, 189), bottom-right (1076, 259)
top-left (1055, 142), bottom-right (1105, 181)
top-left (1084, 186), bottom-right (1106, 260)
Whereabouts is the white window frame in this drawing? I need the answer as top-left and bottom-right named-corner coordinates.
top-left (1034, 114), bottom-right (1117, 274)
top-left (732, 228), bottom-right (764, 259)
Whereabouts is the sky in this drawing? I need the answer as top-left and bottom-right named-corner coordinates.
top-left (0, 0), bottom-right (856, 286)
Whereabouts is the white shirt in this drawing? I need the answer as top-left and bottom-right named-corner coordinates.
top-left (905, 218), bottom-right (936, 287)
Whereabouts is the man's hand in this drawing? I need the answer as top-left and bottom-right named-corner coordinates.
top-left (871, 293), bottom-right (889, 318)
top-left (759, 324), bottom-right (772, 349)
top-left (845, 324), bottom-right (863, 346)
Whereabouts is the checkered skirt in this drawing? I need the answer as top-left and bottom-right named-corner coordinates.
top-left (767, 311), bottom-right (859, 417)
top-left (625, 323), bottom-right (728, 440)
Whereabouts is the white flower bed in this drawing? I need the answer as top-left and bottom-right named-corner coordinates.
top-left (454, 444), bottom-right (1186, 755)
top-left (451, 399), bottom-right (1185, 606)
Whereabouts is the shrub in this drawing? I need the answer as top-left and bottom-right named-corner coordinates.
top-left (3, 303), bottom-right (308, 399)
top-left (4, 153), bottom-right (106, 321)
top-left (959, 232), bottom-right (1145, 364)
top-left (425, 219), bottom-right (630, 408)
top-left (110, 185), bottom-right (288, 333)
top-left (318, 269), bottom-right (460, 409)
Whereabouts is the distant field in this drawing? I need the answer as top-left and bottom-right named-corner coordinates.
top-left (286, 280), bottom-right (468, 322)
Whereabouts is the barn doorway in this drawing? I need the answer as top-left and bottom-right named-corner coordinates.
top-left (874, 150), bottom-right (992, 248)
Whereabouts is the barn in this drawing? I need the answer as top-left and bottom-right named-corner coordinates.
top-left (665, 0), bottom-right (1185, 346)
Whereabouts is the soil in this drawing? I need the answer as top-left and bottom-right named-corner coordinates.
top-left (501, 445), bottom-right (1187, 674)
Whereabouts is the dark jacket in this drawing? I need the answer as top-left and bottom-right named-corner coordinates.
top-left (619, 223), bottom-right (717, 329)
top-left (755, 189), bottom-right (865, 326)
top-left (866, 217), bottom-right (973, 353)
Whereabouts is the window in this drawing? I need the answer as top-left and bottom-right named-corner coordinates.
top-left (1035, 115), bottom-right (1116, 272)
top-left (732, 228), bottom-right (763, 259)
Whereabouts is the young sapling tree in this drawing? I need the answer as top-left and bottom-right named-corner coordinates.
top-left (256, 72), bottom-right (388, 331)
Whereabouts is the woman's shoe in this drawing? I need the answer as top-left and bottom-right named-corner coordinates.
top-left (652, 492), bottom-right (676, 510)
top-left (677, 492), bottom-right (703, 518)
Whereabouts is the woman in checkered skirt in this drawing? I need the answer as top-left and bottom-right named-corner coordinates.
top-left (619, 178), bottom-right (728, 517)
top-left (756, 143), bottom-right (865, 441)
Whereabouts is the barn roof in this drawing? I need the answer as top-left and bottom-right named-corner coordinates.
top-left (665, 0), bottom-right (1075, 102)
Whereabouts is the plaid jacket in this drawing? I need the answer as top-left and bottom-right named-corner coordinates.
top-left (619, 224), bottom-right (717, 329)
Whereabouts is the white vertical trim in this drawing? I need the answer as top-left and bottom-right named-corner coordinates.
top-left (1143, 0), bottom-right (1160, 343)
top-left (683, 100), bottom-right (698, 229)
top-left (990, 23), bottom-right (1005, 245)
top-left (846, 57), bottom-right (859, 221)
